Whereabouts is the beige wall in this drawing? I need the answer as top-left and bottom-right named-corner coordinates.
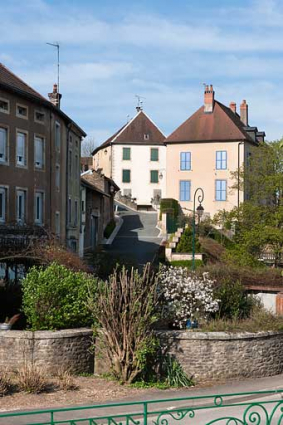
top-left (93, 146), bottom-right (112, 178)
top-left (166, 141), bottom-right (250, 219)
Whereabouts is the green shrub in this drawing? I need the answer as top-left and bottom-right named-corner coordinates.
top-left (22, 263), bottom-right (98, 330)
top-left (176, 227), bottom-right (201, 253)
top-left (159, 198), bottom-right (179, 220)
top-left (170, 260), bottom-right (203, 269)
top-left (104, 219), bottom-right (116, 239)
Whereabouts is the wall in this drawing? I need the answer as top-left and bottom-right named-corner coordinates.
top-left (93, 146), bottom-right (112, 178)
top-left (0, 329), bottom-right (94, 374)
top-left (112, 144), bottom-right (166, 206)
top-left (158, 330), bottom-right (283, 381)
top-left (166, 141), bottom-right (249, 219)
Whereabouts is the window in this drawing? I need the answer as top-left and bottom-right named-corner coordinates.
top-left (16, 104), bottom-right (28, 119)
top-left (0, 127), bottom-right (7, 163)
top-left (123, 189), bottom-right (132, 197)
top-left (74, 200), bottom-right (78, 226)
top-left (0, 98), bottom-right (9, 114)
top-left (34, 110), bottom-right (45, 124)
top-left (16, 189), bottom-right (26, 223)
top-left (55, 165), bottom-right (60, 191)
top-left (34, 136), bottom-right (44, 169)
top-left (81, 200), bottom-right (85, 213)
top-left (55, 122), bottom-right (61, 151)
top-left (68, 198), bottom-right (72, 224)
top-left (75, 154), bottom-right (79, 177)
top-left (215, 180), bottom-right (227, 201)
top-left (16, 132), bottom-right (26, 166)
top-left (144, 134), bottom-right (149, 140)
top-left (123, 147), bottom-right (131, 160)
top-left (180, 152), bottom-right (191, 170)
top-left (0, 187), bottom-right (7, 223)
top-left (122, 169), bottom-right (131, 183)
top-left (35, 192), bottom-right (44, 225)
top-left (150, 170), bottom-right (159, 183)
top-left (69, 150), bottom-right (72, 175)
top-left (151, 148), bottom-right (159, 161)
top-left (180, 180), bottom-right (191, 201)
top-left (55, 211), bottom-right (60, 236)
top-left (216, 151), bottom-right (227, 170)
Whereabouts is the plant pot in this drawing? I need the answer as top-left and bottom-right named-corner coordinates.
top-left (0, 323), bottom-right (12, 331)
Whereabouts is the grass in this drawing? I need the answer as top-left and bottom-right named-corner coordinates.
top-left (170, 259), bottom-right (203, 269)
top-left (200, 309), bottom-right (283, 333)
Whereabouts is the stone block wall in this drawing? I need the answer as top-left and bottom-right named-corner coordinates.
top-left (158, 330), bottom-right (283, 381)
top-left (0, 328), bottom-right (94, 374)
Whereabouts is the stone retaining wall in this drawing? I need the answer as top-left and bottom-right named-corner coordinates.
top-left (0, 328), bottom-right (94, 374)
top-left (158, 330), bottom-right (283, 381)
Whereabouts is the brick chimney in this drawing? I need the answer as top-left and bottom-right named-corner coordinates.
top-left (240, 100), bottom-right (248, 126)
top-left (229, 102), bottom-right (236, 114)
top-left (48, 84), bottom-right (62, 108)
top-left (204, 84), bottom-right (214, 113)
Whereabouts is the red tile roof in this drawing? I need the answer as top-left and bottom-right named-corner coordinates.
top-left (92, 110), bottom-right (165, 155)
top-left (166, 100), bottom-right (255, 144)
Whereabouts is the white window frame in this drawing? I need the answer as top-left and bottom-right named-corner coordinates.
top-left (215, 179), bottom-right (227, 201)
top-left (16, 103), bottom-right (28, 120)
top-left (0, 187), bottom-right (7, 223)
top-left (16, 130), bottom-right (27, 167)
top-left (216, 151), bottom-right (227, 170)
top-left (0, 97), bottom-right (9, 114)
top-left (16, 188), bottom-right (27, 224)
top-left (34, 135), bottom-right (45, 169)
top-left (34, 191), bottom-right (44, 225)
top-left (0, 126), bottom-right (8, 164)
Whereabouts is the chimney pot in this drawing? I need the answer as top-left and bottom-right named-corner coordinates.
top-left (229, 102), bottom-right (236, 113)
top-left (240, 99), bottom-right (248, 126)
top-left (48, 83), bottom-right (62, 109)
top-left (204, 83), bottom-right (215, 113)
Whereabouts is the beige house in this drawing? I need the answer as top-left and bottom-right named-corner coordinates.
top-left (165, 85), bottom-right (265, 219)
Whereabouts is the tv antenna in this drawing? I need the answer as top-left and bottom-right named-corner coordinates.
top-left (135, 94), bottom-right (146, 110)
top-left (46, 42), bottom-right (60, 93)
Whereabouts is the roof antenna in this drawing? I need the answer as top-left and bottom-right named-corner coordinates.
top-left (46, 42), bottom-right (60, 93)
top-left (135, 94), bottom-right (146, 112)
top-left (127, 114), bottom-right (130, 123)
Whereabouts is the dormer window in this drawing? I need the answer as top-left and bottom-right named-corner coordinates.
top-left (0, 98), bottom-right (9, 114)
top-left (144, 134), bottom-right (149, 141)
top-left (16, 104), bottom-right (28, 119)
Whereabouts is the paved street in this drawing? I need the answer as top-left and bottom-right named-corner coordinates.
top-left (104, 206), bottom-right (163, 269)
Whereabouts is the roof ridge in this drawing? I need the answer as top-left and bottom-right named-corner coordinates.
top-left (110, 110), bottom-right (140, 144)
top-left (139, 110), bottom-right (166, 139)
top-left (0, 63), bottom-right (47, 101)
top-left (215, 100), bottom-right (254, 142)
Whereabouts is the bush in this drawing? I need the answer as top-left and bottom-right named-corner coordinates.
top-left (104, 219), bottom-right (116, 239)
top-left (158, 266), bottom-right (219, 328)
top-left (176, 227), bottom-right (201, 253)
top-left (170, 260), bottom-right (203, 269)
top-left (22, 262), bottom-right (98, 330)
top-left (159, 198), bottom-right (179, 219)
top-left (0, 371), bottom-right (12, 396)
top-left (17, 364), bottom-right (49, 394)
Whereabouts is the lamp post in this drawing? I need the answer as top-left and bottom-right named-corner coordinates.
top-left (192, 188), bottom-right (204, 270)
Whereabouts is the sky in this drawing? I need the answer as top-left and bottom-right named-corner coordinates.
top-left (1, 0), bottom-right (283, 145)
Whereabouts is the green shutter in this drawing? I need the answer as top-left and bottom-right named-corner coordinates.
top-left (150, 170), bottom-right (159, 183)
top-left (123, 147), bottom-right (131, 160)
top-left (151, 148), bottom-right (159, 161)
top-left (122, 169), bottom-right (131, 183)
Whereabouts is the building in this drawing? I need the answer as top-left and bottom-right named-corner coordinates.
top-left (92, 108), bottom-right (166, 208)
top-left (81, 156), bottom-right (93, 173)
top-left (0, 63), bottom-right (86, 255)
top-left (165, 85), bottom-right (265, 218)
top-left (80, 169), bottom-right (119, 256)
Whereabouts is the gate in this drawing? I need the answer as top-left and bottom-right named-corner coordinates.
top-left (1, 390), bottom-right (283, 424)
top-left (166, 213), bottom-right (177, 234)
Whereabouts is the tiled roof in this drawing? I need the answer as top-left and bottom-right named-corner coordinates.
top-left (166, 100), bottom-right (255, 144)
top-left (92, 110), bottom-right (165, 155)
top-left (0, 63), bottom-right (46, 101)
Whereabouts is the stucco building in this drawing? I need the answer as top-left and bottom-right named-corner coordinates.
top-left (92, 108), bottom-right (166, 208)
top-left (0, 63), bottom-right (86, 254)
top-left (165, 85), bottom-right (265, 218)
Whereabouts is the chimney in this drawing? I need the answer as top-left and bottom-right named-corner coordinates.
top-left (229, 102), bottom-right (236, 114)
top-left (48, 84), bottom-right (62, 108)
top-left (204, 84), bottom-right (215, 113)
top-left (240, 99), bottom-right (248, 126)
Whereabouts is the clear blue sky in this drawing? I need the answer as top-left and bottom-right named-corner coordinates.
top-left (1, 0), bottom-right (282, 144)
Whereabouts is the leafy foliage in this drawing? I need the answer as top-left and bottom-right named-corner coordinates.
top-left (103, 219), bottom-right (116, 239)
top-left (170, 259), bottom-right (203, 269)
top-left (161, 356), bottom-right (194, 387)
top-left (176, 227), bottom-right (201, 253)
top-left (22, 263), bottom-right (98, 330)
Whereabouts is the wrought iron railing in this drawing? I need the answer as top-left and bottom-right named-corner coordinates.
top-left (0, 390), bottom-right (283, 425)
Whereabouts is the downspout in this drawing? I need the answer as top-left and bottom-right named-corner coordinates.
top-left (49, 111), bottom-right (52, 231)
top-left (66, 123), bottom-right (72, 248)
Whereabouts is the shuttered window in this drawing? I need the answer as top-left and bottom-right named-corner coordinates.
top-left (0, 128), bottom-right (7, 163)
top-left (150, 148), bottom-right (159, 161)
top-left (34, 136), bottom-right (44, 168)
top-left (150, 170), bottom-right (159, 183)
top-left (180, 180), bottom-right (191, 201)
top-left (123, 148), bottom-right (131, 160)
top-left (122, 170), bottom-right (131, 183)
top-left (16, 132), bottom-right (26, 166)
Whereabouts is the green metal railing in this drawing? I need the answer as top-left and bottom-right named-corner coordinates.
top-left (1, 390), bottom-right (283, 425)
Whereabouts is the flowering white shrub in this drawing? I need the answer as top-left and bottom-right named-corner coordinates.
top-left (158, 266), bottom-right (219, 329)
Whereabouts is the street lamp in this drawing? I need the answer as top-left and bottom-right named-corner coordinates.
top-left (192, 188), bottom-right (204, 271)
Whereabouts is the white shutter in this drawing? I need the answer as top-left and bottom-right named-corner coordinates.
top-left (0, 128), bottom-right (6, 162)
top-left (35, 137), bottom-right (43, 167)
top-left (17, 133), bottom-right (25, 164)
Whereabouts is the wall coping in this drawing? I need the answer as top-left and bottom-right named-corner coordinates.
top-left (0, 328), bottom-right (93, 340)
top-left (156, 329), bottom-right (283, 341)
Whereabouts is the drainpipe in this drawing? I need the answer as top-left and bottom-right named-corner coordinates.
top-left (66, 123), bottom-right (72, 248)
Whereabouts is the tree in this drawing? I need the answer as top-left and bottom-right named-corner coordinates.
top-left (81, 136), bottom-right (97, 157)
